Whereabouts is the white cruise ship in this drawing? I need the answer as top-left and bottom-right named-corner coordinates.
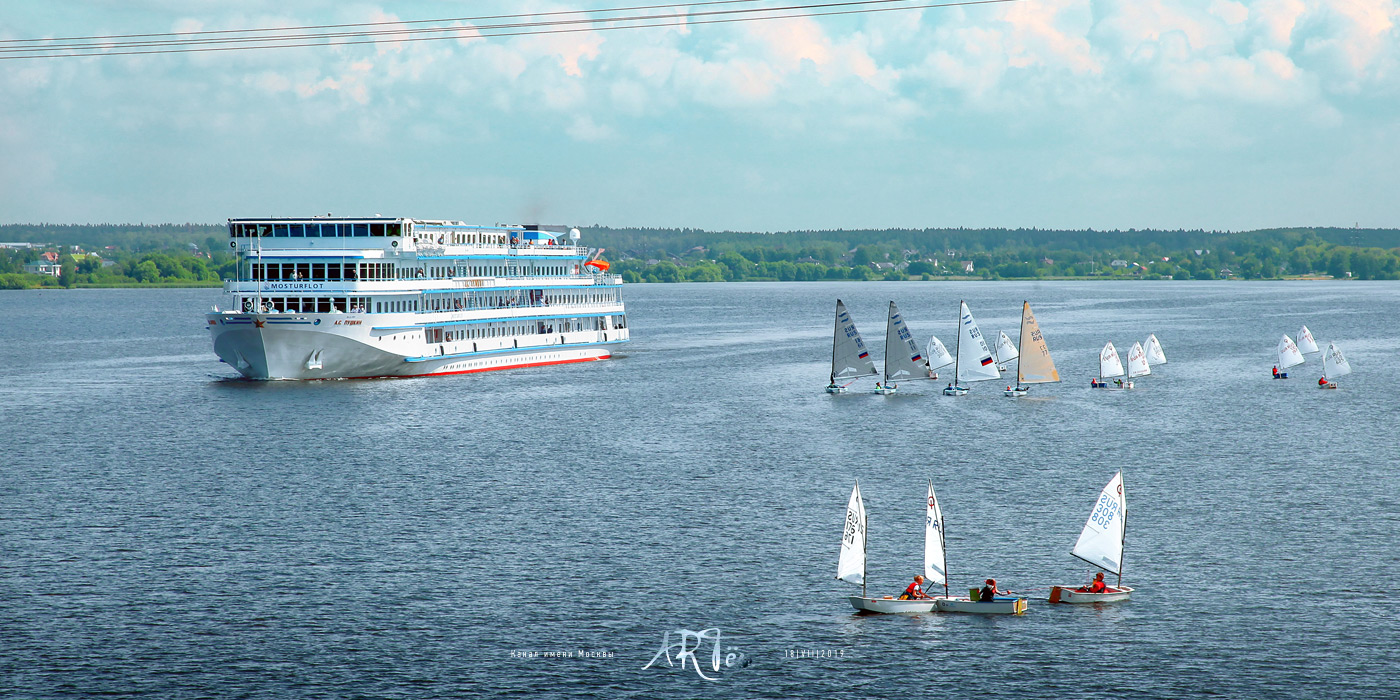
top-left (206, 217), bottom-right (628, 379)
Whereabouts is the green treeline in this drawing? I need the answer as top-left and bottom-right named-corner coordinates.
top-left (586, 226), bottom-right (1400, 282)
top-left (1, 223), bottom-right (1398, 288)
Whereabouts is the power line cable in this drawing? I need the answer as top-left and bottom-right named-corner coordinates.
top-left (0, 0), bottom-right (1020, 60)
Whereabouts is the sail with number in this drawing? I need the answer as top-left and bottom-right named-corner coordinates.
top-left (994, 331), bottom-right (1019, 366)
top-left (1072, 472), bottom-right (1126, 575)
top-left (1297, 326), bottom-right (1319, 354)
top-left (1016, 301), bottom-right (1060, 384)
top-left (1278, 335), bottom-right (1305, 370)
top-left (1322, 342), bottom-right (1352, 380)
top-left (883, 302), bottom-right (931, 383)
top-left (1126, 342), bottom-right (1151, 378)
top-left (836, 482), bottom-right (867, 585)
top-left (1144, 334), bottom-right (1167, 365)
top-left (956, 301), bottom-right (1001, 383)
top-left (925, 335), bottom-right (954, 371)
top-left (831, 300), bottom-right (878, 384)
top-left (924, 482), bottom-right (947, 588)
top-left (1099, 342), bottom-right (1125, 378)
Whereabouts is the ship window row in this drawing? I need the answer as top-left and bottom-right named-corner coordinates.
top-left (426, 317), bottom-right (616, 344)
top-left (252, 262), bottom-right (395, 281)
top-left (241, 296), bottom-right (372, 314)
top-left (232, 222), bottom-right (404, 238)
top-left (421, 230), bottom-right (507, 245)
top-left (409, 288), bottom-right (621, 313)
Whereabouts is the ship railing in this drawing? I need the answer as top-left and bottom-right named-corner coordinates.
top-left (415, 299), bottom-right (624, 314)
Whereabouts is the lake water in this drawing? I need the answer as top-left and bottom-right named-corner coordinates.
top-left (1, 282), bottom-right (1396, 699)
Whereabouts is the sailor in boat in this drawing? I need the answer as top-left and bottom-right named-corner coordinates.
top-left (1318, 376), bottom-right (1329, 387)
top-left (1114, 378), bottom-right (1124, 388)
top-left (979, 578), bottom-right (1011, 602)
top-left (1077, 572), bottom-right (1112, 594)
top-left (1272, 365), bottom-right (1280, 379)
top-left (899, 575), bottom-right (931, 600)
top-left (1090, 377), bottom-right (1102, 388)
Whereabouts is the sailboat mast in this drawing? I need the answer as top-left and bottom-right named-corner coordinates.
top-left (861, 497), bottom-right (868, 599)
top-left (1118, 477), bottom-right (1127, 588)
top-left (953, 301), bottom-right (962, 384)
top-left (830, 301), bottom-right (840, 384)
top-left (941, 509), bottom-right (950, 599)
top-left (1017, 300), bottom-right (1028, 386)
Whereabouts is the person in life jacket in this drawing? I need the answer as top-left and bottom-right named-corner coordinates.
top-left (1079, 572), bottom-right (1109, 593)
top-left (979, 578), bottom-right (1009, 601)
top-left (1319, 376), bottom-right (1328, 386)
top-left (1272, 366), bottom-right (1280, 378)
top-left (900, 575), bottom-right (930, 600)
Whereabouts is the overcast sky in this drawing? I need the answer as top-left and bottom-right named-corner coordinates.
top-left (2, 0), bottom-right (1396, 230)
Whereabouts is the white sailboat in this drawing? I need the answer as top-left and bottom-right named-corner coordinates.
top-left (932, 490), bottom-right (1029, 615)
top-left (839, 482), bottom-right (939, 614)
top-left (1092, 342), bottom-right (1127, 389)
top-left (1051, 472), bottom-right (1133, 604)
top-left (875, 302), bottom-right (932, 395)
top-left (925, 334), bottom-right (953, 380)
top-left (1004, 301), bottom-right (1060, 397)
top-left (993, 330), bottom-right (1018, 373)
top-left (826, 300), bottom-right (878, 393)
top-left (1126, 341), bottom-right (1151, 387)
top-left (1144, 334), bottom-right (1167, 366)
top-left (942, 301), bottom-right (1000, 396)
top-left (1275, 334), bottom-right (1304, 379)
top-left (1297, 326), bottom-right (1320, 355)
top-left (1319, 341), bottom-right (1352, 389)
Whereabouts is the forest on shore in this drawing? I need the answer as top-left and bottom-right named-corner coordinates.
top-left (1, 222), bottom-right (1398, 288)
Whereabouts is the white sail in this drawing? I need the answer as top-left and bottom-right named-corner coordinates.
top-left (1016, 301), bottom-right (1060, 384)
top-left (925, 334), bottom-right (954, 370)
top-left (836, 482), bottom-right (867, 585)
top-left (956, 301), bottom-right (1001, 383)
top-left (994, 331), bottom-right (1019, 364)
top-left (1297, 326), bottom-right (1319, 354)
top-left (1099, 342), bottom-right (1125, 378)
top-left (1144, 334), bottom-right (1167, 365)
top-left (1072, 472), bottom-right (1126, 575)
top-left (831, 300), bottom-right (878, 383)
top-left (883, 302), bottom-right (931, 383)
top-left (1278, 334), bottom-right (1305, 370)
top-left (924, 482), bottom-right (947, 586)
top-left (1323, 342), bottom-right (1352, 380)
top-left (1126, 342), bottom-right (1151, 378)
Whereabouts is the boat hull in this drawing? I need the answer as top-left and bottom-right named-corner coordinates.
top-left (1049, 586), bottom-right (1134, 604)
top-left (936, 596), bottom-right (1028, 615)
top-left (209, 312), bottom-right (623, 380)
top-left (875, 386), bottom-right (897, 395)
top-left (1320, 382), bottom-right (1337, 390)
top-left (942, 386), bottom-right (969, 396)
top-left (849, 596), bottom-right (938, 614)
top-left (826, 385), bottom-right (846, 394)
top-left (1004, 387), bottom-right (1028, 397)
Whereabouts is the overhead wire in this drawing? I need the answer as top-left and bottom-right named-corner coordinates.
top-left (0, 0), bottom-right (1021, 60)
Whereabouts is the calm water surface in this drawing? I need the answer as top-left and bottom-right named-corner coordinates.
top-left (1, 282), bottom-right (1396, 699)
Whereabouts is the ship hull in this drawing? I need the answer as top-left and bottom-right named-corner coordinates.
top-left (208, 313), bottom-right (624, 380)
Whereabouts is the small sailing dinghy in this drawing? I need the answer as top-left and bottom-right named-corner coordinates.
top-left (943, 301), bottom-right (1000, 396)
top-left (925, 334), bottom-right (954, 380)
top-left (1319, 341), bottom-right (1351, 389)
top-left (1050, 472), bottom-right (1133, 604)
top-left (875, 302), bottom-right (932, 395)
top-left (994, 330), bottom-right (1018, 373)
top-left (1092, 342), bottom-right (1127, 389)
top-left (1297, 326), bottom-right (1320, 355)
top-left (931, 491), bottom-right (1028, 614)
top-left (826, 300), bottom-right (878, 393)
top-left (838, 482), bottom-right (939, 614)
top-left (1144, 334), bottom-right (1167, 366)
top-left (1126, 341), bottom-right (1151, 387)
top-left (1004, 301), bottom-right (1060, 397)
top-left (1276, 334), bottom-right (1304, 379)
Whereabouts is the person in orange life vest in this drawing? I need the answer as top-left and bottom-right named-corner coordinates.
top-left (1319, 376), bottom-right (1328, 386)
top-left (1272, 366), bottom-right (1279, 378)
top-left (979, 578), bottom-right (1009, 601)
top-left (1079, 572), bottom-right (1109, 593)
top-left (900, 575), bottom-right (930, 600)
